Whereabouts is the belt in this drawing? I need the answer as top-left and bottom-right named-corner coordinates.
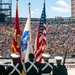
top-left (42, 73), bottom-right (50, 75)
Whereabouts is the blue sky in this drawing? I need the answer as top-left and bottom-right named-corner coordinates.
top-left (12, 0), bottom-right (71, 18)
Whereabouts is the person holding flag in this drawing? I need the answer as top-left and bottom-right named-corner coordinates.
top-left (39, 53), bottom-right (53, 75)
top-left (53, 56), bottom-right (68, 75)
top-left (6, 53), bottom-right (23, 75)
top-left (25, 53), bottom-right (39, 75)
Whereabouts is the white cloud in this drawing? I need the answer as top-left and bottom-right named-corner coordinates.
top-left (31, 11), bottom-right (34, 14)
top-left (51, 6), bottom-right (70, 13)
top-left (56, 0), bottom-right (69, 7)
top-left (35, 9), bottom-right (40, 14)
top-left (30, 9), bottom-right (41, 17)
top-left (50, 0), bottom-right (70, 13)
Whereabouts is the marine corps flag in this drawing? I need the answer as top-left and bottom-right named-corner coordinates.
top-left (12, 0), bottom-right (21, 62)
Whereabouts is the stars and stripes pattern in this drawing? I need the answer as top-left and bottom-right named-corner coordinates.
top-left (34, 1), bottom-right (46, 62)
top-left (40, 1), bottom-right (46, 35)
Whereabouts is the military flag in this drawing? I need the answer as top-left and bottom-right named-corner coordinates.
top-left (12, 0), bottom-right (21, 63)
top-left (21, 3), bottom-right (33, 62)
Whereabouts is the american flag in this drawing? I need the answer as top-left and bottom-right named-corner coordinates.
top-left (34, 1), bottom-right (46, 62)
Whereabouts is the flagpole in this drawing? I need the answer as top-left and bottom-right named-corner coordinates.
top-left (44, 0), bottom-right (45, 3)
top-left (16, 0), bottom-right (18, 9)
top-left (28, 2), bottom-right (31, 17)
top-left (16, 0), bottom-right (18, 3)
top-left (28, 2), bottom-right (32, 43)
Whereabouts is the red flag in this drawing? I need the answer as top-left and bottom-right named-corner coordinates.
top-left (12, 1), bottom-right (21, 63)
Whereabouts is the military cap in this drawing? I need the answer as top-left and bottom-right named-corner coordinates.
top-left (42, 53), bottom-right (50, 59)
top-left (54, 56), bottom-right (63, 60)
top-left (11, 53), bottom-right (20, 58)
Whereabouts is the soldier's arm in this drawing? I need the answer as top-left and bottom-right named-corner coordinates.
top-left (53, 65), bottom-right (57, 75)
top-left (2, 65), bottom-right (8, 75)
top-left (5, 65), bottom-right (11, 75)
top-left (63, 65), bottom-right (68, 75)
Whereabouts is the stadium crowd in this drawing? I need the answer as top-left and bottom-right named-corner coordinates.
top-left (0, 22), bottom-right (75, 57)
